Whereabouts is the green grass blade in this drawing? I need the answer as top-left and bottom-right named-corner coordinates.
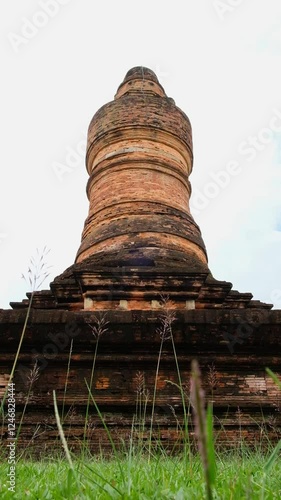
top-left (80, 462), bottom-right (122, 496)
top-left (53, 390), bottom-right (74, 470)
top-left (84, 379), bottom-right (126, 486)
top-left (264, 368), bottom-right (281, 474)
top-left (53, 391), bottom-right (83, 495)
top-left (206, 404), bottom-right (216, 487)
top-left (265, 368), bottom-right (281, 390)
top-left (264, 440), bottom-right (281, 473)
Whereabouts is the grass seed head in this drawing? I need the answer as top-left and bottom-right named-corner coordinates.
top-left (87, 314), bottom-right (109, 339)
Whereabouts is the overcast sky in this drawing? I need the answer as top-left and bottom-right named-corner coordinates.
top-left (0, 1), bottom-right (281, 309)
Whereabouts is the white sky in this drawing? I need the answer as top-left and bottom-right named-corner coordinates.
top-left (0, 0), bottom-right (281, 309)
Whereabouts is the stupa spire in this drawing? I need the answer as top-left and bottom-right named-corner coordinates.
top-left (76, 66), bottom-right (208, 273)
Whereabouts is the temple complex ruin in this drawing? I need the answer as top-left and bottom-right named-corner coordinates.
top-left (1, 67), bottom-right (281, 452)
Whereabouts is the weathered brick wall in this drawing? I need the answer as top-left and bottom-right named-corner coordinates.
top-left (1, 309), bottom-right (280, 453)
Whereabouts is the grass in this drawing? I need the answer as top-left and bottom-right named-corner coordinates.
top-left (0, 451), bottom-right (281, 499)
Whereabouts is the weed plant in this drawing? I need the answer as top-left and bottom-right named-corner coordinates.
top-left (0, 248), bottom-right (51, 447)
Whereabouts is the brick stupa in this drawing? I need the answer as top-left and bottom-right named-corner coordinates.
top-left (1, 67), bottom-right (281, 452)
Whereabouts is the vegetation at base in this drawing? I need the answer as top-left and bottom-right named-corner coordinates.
top-left (0, 451), bottom-right (281, 499)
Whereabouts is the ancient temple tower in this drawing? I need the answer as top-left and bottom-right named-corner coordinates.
top-left (76, 67), bottom-right (208, 274)
top-left (31, 65), bottom-right (273, 312)
top-left (1, 67), bottom-right (281, 452)
top-left (66, 66), bottom-right (212, 312)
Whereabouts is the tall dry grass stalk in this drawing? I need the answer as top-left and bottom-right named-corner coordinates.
top-left (0, 247), bottom-right (51, 417)
top-left (12, 246), bottom-right (51, 383)
top-left (158, 295), bottom-right (192, 462)
top-left (148, 296), bottom-right (175, 459)
top-left (169, 318), bottom-right (190, 457)
top-left (190, 359), bottom-right (216, 500)
top-left (53, 390), bottom-right (84, 497)
top-left (135, 371), bottom-right (149, 448)
top-left (83, 314), bottom-right (108, 445)
top-left (61, 339), bottom-right (74, 424)
top-left (16, 360), bottom-right (40, 442)
top-left (135, 370), bottom-right (145, 426)
top-left (207, 363), bottom-right (219, 400)
top-left (53, 390), bottom-right (74, 469)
